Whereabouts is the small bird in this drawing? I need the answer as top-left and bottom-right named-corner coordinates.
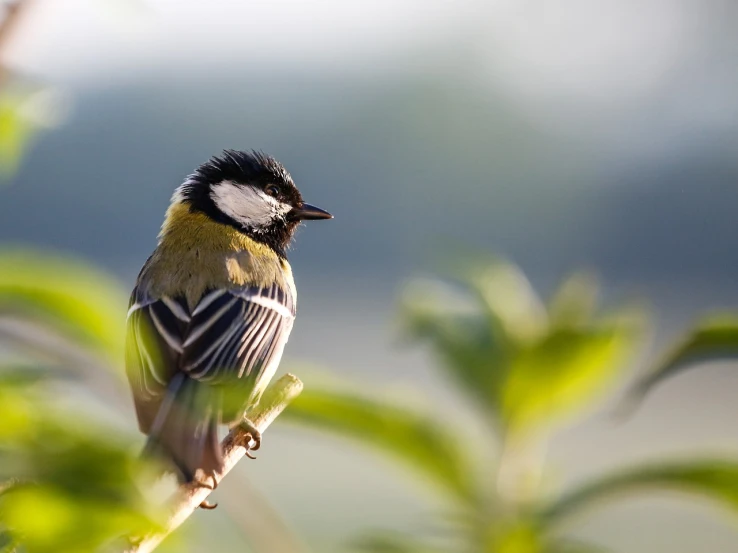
top-left (125, 150), bottom-right (332, 489)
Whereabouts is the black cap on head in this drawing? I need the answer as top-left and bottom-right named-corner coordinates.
top-left (180, 149), bottom-right (301, 206)
top-left (175, 150), bottom-right (331, 258)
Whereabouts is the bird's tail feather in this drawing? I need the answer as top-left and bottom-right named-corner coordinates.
top-left (142, 373), bottom-right (223, 482)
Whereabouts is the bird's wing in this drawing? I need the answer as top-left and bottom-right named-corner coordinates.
top-left (180, 283), bottom-right (295, 390)
top-left (125, 290), bottom-right (189, 413)
top-left (126, 282), bottom-right (295, 420)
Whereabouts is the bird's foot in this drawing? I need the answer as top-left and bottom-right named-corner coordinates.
top-left (238, 417), bottom-right (262, 459)
top-left (196, 474), bottom-right (218, 509)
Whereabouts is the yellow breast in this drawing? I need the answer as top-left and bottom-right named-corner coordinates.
top-left (142, 203), bottom-right (296, 309)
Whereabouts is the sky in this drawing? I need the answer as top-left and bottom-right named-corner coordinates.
top-left (5, 0), bottom-right (734, 172)
top-left (4, 0), bottom-right (713, 101)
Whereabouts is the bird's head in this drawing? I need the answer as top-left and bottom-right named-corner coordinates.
top-left (173, 150), bottom-right (332, 256)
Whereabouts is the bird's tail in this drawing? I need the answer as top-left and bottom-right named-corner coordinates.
top-left (142, 373), bottom-right (223, 482)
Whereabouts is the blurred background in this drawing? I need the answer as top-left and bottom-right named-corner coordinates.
top-left (1, 1), bottom-right (738, 552)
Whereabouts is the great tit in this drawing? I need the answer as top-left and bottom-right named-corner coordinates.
top-left (125, 150), bottom-right (332, 486)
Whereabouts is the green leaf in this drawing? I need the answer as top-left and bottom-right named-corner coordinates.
top-left (0, 84), bottom-right (66, 179)
top-left (400, 257), bottom-right (551, 423)
top-left (0, 92), bottom-right (35, 178)
top-left (0, 248), bottom-right (127, 362)
top-left (547, 273), bottom-right (599, 329)
top-left (0, 530), bottom-right (17, 553)
top-left (546, 540), bottom-right (611, 553)
top-left (401, 277), bottom-right (509, 418)
top-left (501, 320), bottom-right (639, 436)
top-left (626, 315), bottom-right (738, 410)
top-left (0, 364), bottom-right (60, 386)
top-left (280, 384), bottom-right (478, 507)
top-left (400, 257), bottom-right (550, 416)
top-left (464, 259), bottom-right (548, 345)
top-left (539, 459), bottom-right (738, 527)
top-left (0, 483), bottom-right (159, 553)
top-left (0, 400), bottom-right (163, 552)
top-left (483, 521), bottom-right (543, 553)
top-left (403, 260), bottom-right (644, 437)
top-left (353, 533), bottom-right (445, 553)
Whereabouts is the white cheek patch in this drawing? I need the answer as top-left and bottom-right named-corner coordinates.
top-left (210, 180), bottom-right (291, 230)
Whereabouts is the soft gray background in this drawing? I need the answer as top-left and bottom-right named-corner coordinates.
top-left (1, 1), bottom-right (738, 551)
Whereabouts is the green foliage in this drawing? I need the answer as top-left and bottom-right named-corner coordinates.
top-left (285, 258), bottom-right (738, 553)
top-left (0, 86), bottom-right (66, 179)
top-left (540, 459), bottom-right (738, 526)
top-left (353, 533), bottom-right (448, 553)
top-left (2, 244), bottom-right (738, 553)
top-left (0, 248), bottom-right (127, 363)
top-left (0, 90), bottom-right (36, 177)
top-left (544, 541), bottom-right (610, 553)
top-left (0, 367), bottom-right (162, 552)
top-left (401, 258), bottom-right (641, 437)
top-left (626, 315), bottom-right (738, 409)
top-left (282, 386), bottom-right (477, 506)
top-left (500, 324), bottom-right (632, 436)
top-left (0, 250), bottom-right (163, 552)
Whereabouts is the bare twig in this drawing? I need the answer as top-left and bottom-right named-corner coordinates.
top-left (0, 0), bottom-right (34, 85)
top-left (0, 1), bottom-right (30, 48)
top-left (124, 373), bottom-right (304, 553)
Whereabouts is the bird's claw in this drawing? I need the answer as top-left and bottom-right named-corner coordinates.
top-left (239, 417), bottom-right (262, 457)
top-left (196, 476), bottom-right (218, 510)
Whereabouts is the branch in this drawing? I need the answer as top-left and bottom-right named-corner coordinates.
top-left (0, 1), bottom-right (29, 49)
top-left (125, 373), bottom-right (304, 553)
top-left (0, 0), bottom-right (34, 85)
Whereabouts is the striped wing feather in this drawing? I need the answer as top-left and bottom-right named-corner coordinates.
top-left (126, 283), bottom-right (295, 429)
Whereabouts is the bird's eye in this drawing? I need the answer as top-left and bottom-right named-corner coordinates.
top-left (265, 185), bottom-right (280, 197)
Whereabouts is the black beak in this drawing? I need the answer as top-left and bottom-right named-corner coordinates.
top-left (289, 202), bottom-right (333, 221)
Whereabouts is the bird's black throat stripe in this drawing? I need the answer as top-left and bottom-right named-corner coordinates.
top-left (185, 199), bottom-right (297, 260)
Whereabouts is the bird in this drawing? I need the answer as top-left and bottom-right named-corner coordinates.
top-left (125, 150), bottom-right (332, 492)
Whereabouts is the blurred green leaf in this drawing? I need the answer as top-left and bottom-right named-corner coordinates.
top-left (281, 385), bottom-right (478, 507)
top-left (547, 273), bottom-right (599, 329)
top-left (488, 522), bottom-right (542, 553)
top-left (0, 371), bottom-right (42, 443)
top-left (353, 533), bottom-right (444, 553)
top-left (403, 260), bottom-right (642, 437)
top-left (0, 249), bottom-right (127, 362)
top-left (465, 259), bottom-right (548, 345)
top-left (626, 315), bottom-right (738, 410)
top-left (401, 277), bottom-right (508, 418)
top-left (540, 460), bottom-right (738, 527)
top-left (0, 482), bottom-right (157, 553)
top-left (546, 540), bottom-right (611, 553)
top-left (0, 530), bottom-right (16, 553)
top-left (0, 91), bottom-right (35, 177)
top-left (0, 85), bottom-right (67, 179)
top-left (0, 404), bottom-right (162, 551)
top-left (400, 256), bottom-right (553, 420)
top-left (0, 360), bottom-right (161, 552)
top-left (501, 321), bottom-right (638, 436)
top-left (0, 364), bottom-right (60, 386)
